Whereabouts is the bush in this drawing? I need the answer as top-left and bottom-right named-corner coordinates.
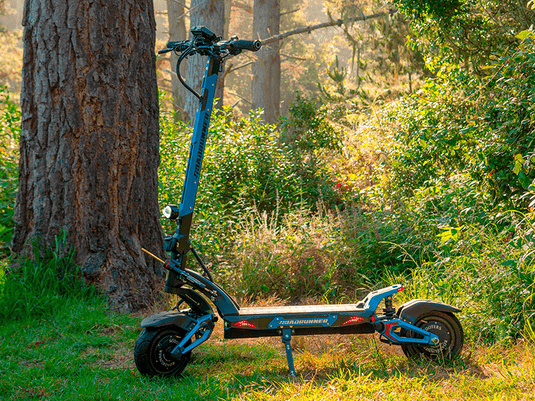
top-left (349, 31), bottom-right (535, 342)
top-left (393, 215), bottom-right (535, 343)
top-left (0, 86), bottom-right (20, 256)
top-left (215, 203), bottom-right (418, 302)
top-left (0, 232), bottom-right (100, 322)
top-left (379, 32), bottom-right (535, 208)
top-left (158, 103), bottom-right (344, 245)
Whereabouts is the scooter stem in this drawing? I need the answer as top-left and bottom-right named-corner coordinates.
top-left (168, 57), bottom-right (223, 269)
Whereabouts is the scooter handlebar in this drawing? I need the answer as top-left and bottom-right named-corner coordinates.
top-left (158, 40), bottom-right (191, 54)
top-left (159, 38), bottom-right (260, 56)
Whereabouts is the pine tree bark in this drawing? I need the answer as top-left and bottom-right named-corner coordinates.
top-left (184, 0), bottom-right (225, 122)
top-left (167, 0), bottom-right (188, 119)
top-left (13, 0), bottom-right (165, 312)
top-left (252, 0), bottom-right (280, 125)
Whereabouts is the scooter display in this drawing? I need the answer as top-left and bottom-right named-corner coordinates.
top-left (134, 27), bottom-right (464, 377)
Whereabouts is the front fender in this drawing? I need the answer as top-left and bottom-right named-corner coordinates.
top-left (141, 310), bottom-right (197, 330)
top-left (397, 299), bottom-right (461, 324)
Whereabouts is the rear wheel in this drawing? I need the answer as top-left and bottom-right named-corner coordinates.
top-left (401, 311), bottom-right (463, 360)
top-left (134, 328), bottom-right (191, 376)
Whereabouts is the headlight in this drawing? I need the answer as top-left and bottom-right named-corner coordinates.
top-left (162, 204), bottom-right (179, 220)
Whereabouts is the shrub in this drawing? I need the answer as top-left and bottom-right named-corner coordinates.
top-left (378, 33), bottom-right (535, 208)
top-left (0, 232), bottom-right (99, 322)
top-left (216, 203), bottom-right (417, 302)
top-left (393, 215), bottom-right (535, 342)
top-left (158, 104), bottom-right (343, 242)
top-left (0, 86), bottom-right (20, 256)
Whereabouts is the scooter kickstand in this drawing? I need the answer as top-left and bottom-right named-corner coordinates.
top-left (281, 328), bottom-right (296, 377)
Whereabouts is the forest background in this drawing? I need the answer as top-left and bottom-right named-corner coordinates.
top-left (1, 0), bottom-right (535, 399)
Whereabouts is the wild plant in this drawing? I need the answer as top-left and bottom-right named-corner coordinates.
top-left (0, 86), bottom-right (20, 256)
top-left (0, 231), bottom-right (99, 322)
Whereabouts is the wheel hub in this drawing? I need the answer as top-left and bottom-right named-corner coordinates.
top-left (156, 335), bottom-right (180, 368)
top-left (419, 319), bottom-right (452, 354)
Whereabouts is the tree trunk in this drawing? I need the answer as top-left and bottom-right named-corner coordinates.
top-left (184, 0), bottom-right (225, 123)
top-left (13, 0), bottom-right (165, 312)
top-left (167, 0), bottom-right (188, 119)
top-left (223, 0), bottom-right (232, 40)
top-left (252, 0), bottom-right (280, 125)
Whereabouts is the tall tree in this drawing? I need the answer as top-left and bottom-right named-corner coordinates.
top-left (184, 0), bottom-right (225, 122)
top-left (252, 0), bottom-right (280, 124)
top-left (167, 0), bottom-right (188, 119)
top-left (13, 0), bottom-right (165, 311)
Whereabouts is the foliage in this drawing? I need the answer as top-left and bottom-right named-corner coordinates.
top-left (159, 100), bottom-right (343, 227)
top-left (279, 92), bottom-right (343, 204)
top-left (371, 30), bottom-right (535, 210)
top-left (322, 0), bottom-right (428, 110)
top-left (388, 179), bottom-right (535, 341)
top-left (393, 0), bottom-right (535, 72)
top-left (0, 231), bottom-right (99, 322)
top-left (0, 86), bottom-right (19, 256)
top-left (208, 201), bottom-right (420, 302)
top-left (394, 0), bottom-right (465, 22)
top-left (348, 28), bottom-right (535, 341)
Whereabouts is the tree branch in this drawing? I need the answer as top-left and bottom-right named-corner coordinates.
top-left (281, 8), bottom-right (299, 17)
top-left (281, 54), bottom-right (307, 61)
top-left (230, 60), bottom-right (254, 72)
top-left (169, 0), bottom-right (189, 9)
top-left (261, 9), bottom-right (397, 45)
top-left (226, 90), bottom-right (253, 105)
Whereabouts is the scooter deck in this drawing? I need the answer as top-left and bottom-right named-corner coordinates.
top-left (222, 286), bottom-right (405, 339)
top-left (224, 303), bottom-right (375, 339)
top-left (239, 303), bottom-right (364, 316)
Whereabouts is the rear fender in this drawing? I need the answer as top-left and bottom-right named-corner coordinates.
top-left (397, 299), bottom-right (460, 324)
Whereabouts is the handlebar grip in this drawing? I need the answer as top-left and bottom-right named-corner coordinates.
top-left (231, 40), bottom-right (262, 51)
top-left (162, 40), bottom-right (191, 53)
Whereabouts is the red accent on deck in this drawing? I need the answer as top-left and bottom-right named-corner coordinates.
top-left (342, 316), bottom-right (365, 325)
top-left (234, 320), bottom-right (258, 329)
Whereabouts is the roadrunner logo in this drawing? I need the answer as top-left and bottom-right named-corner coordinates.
top-left (268, 315), bottom-right (337, 329)
top-left (193, 112), bottom-right (210, 179)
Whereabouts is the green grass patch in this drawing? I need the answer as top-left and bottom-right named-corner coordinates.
top-left (0, 232), bottom-right (100, 323)
top-left (1, 298), bottom-right (534, 400)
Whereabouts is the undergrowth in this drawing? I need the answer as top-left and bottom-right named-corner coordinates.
top-left (1, 29), bottom-right (534, 347)
top-left (0, 231), bottom-right (101, 322)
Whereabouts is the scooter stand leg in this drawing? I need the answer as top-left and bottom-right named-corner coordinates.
top-left (281, 328), bottom-right (296, 377)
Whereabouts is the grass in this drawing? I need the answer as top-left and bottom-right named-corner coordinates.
top-left (1, 296), bottom-right (534, 401)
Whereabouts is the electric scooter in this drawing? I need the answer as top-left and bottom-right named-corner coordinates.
top-left (134, 27), bottom-right (464, 377)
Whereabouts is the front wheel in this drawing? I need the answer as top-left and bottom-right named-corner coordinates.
top-left (401, 311), bottom-right (463, 360)
top-left (134, 328), bottom-right (191, 376)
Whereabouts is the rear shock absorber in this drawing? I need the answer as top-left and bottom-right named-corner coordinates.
top-left (383, 295), bottom-right (395, 318)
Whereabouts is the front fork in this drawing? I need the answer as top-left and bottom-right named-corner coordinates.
top-left (170, 313), bottom-right (217, 358)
